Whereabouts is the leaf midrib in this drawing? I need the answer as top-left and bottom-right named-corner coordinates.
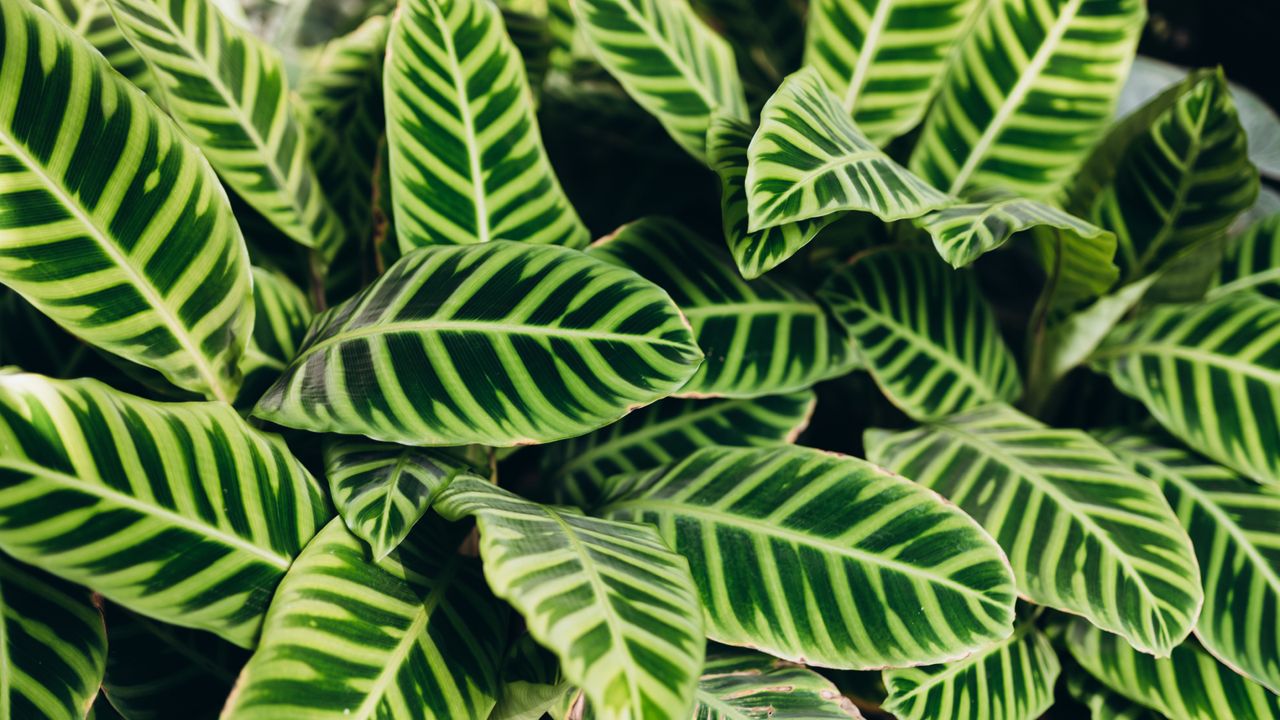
top-left (840, 0), bottom-right (893, 112)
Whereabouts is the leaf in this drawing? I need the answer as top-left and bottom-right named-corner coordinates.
top-left (1092, 292), bottom-right (1280, 486)
top-left (1210, 212), bottom-right (1280, 300)
top-left (909, 0), bottom-right (1145, 197)
top-left (571, 0), bottom-right (747, 161)
top-left (490, 635), bottom-right (571, 720)
top-left (864, 404), bottom-right (1203, 656)
top-left (819, 248), bottom-right (1022, 421)
top-left (239, 267), bottom-right (313, 404)
top-left (29, 0), bottom-right (154, 91)
top-left (254, 241), bottom-right (703, 446)
top-left (1065, 619), bottom-right (1280, 720)
top-left (540, 391), bottom-right (815, 507)
top-left (108, 0), bottom-right (345, 255)
top-left (0, 372), bottom-right (330, 647)
top-left (689, 0), bottom-right (804, 85)
top-left (0, 0), bottom-right (253, 403)
top-left (597, 445), bottom-right (1018, 669)
top-left (694, 647), bottom-right (862, 719)
top-left (589, 217), bottom-right (855, 398)
top-left (221, 517), bottom-right (509, 719)
top-left (746, 68), bottom-right (950, 232)
top-left (0, 556), bottom-right (106, 720)
top-left (1066, 671), bottom-right (1162, 720)
top-left (883, 621), bottom-right (1060, 720)
top-left (385, 0), bottom-right (587, 250)
top-left (435, 477), bottom-right (706, 720)
top-left (804, 0), bottom-right (980, 145)
top-left (1028, 223), bottom-right (1121, 320)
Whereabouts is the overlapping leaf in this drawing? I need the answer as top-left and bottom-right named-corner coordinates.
top-left (694, 647), bottom-right (862, 719)
top-left (239, 267), bottom-right (312, 403)
top-left (490, 635), bottom-right (569, 720)
top-left (30, 0), bottom-right (153, 90)
top-left (1210, 212), bottom-right (1280, 300)
top-left (1066, 671), bottom-right (1162, 720)
top-left (690, 0), bottom-right (804, 85)
top-left (916, 192), bottom-right (1112, 269)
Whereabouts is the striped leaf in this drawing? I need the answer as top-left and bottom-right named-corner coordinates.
top-left (689, 0), bottom-right (804, 85)
top-left (804, 0), bottom-right (979, 145)
top-left (694, 647), bottom-right (862, 719)
top-left (240, 267), bottom-right (312, 404)
top-left (540, 391), bottom-right (815, 507)
top-left (819, 248), bottom-right (1022, 421)
top-left (1066, 619), bottom-right (1280, 720)
top-left (29, 0), bottom-right (153, 90)
top-left (435, 477), bottom-right (706, 720)
top-left (589, 217), bottom-right (855, 398)
top-left (597, 445), bottom-right (1018, 669)
top-left (1066, 671), bottom-right (1163, 720)
top-left (909, 0), bottom-right (1145, 197)
top-left (0, 556), bottom-right (106, 720)
top-left (221, 517), bottom-right (509, 720)
top-left (0, 0), bottom-right (253, 403)
top-left (1093, 292), bottom-right (1280, 486)
top-left (385, 0), bottom-right (587, 250)
top-left (0, 372), bottom-right (330, 647)
top-left (746, 68), bottom-right (950, 232)
top-left (108, 0), bottom-right (344, 255)
top-left (1030, 222), bottom-right (1122, 320)
top-left (1210, 212), bottom-right (1280, 300)
top-left (916, 192), bottom-right (1112, 269)
top-left (254, 241), bottom-right (703, 446)
top-left (572, 0), bottom-right (747, 161)
top-left (865, 404), bottom-right (1203, 656)
top-left (491, 635), bottom-right (570, 720)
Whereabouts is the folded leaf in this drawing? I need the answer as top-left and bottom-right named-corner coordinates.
top-left (1210, 212), bottom-right (1280, 300)
top-left (239, 267), bottom-right (312, 404)
top-left (695, 647), bottom-right (862, 719)
top-left (916, 192), bottom-right (1112, 269)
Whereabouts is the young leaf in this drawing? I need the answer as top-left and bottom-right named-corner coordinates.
top-left (253, 242), bottom-right (703, 447)
top-left (0, 0), bottom-right (253, 403)
top-left (435, 477), bottom-right (706, 720)
top-left (239, 267), bottom-right (312, 403)
top-left (597, 445), bottom-right (1018, 669)
top-left (1209, 212), bottom-right (1280, 300)
top-left (490, 635), bottom-right (570, 720)
top-left (695, 647), bottom-right (862, 719)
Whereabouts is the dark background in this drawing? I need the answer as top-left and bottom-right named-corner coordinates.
top-left (1143, 0), bottom-right (1279, 107)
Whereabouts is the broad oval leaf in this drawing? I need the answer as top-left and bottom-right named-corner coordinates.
top-left (435, 477), bottom-right (706, 720)
top-left (695, 647), bottom-right (863, 719)
top-left (254, 241), bottom-right (703, 446)
top-left (221, 517), bottom-right (509, 720)
top-left (819, 249), bottom-right (1022, 421)
top-left (0, 372), bottom-right (330, 647)
top-left (1210, 212), bottom-right (1280, 300)
top-left (239, 267), bottom-right (312, 404)
top-left (0, 0), bottom-right (253, 403)
top-left (865, 404), bottom-right (1203, 656)
top-left (597, 445), bottom-right (1018, 669)
top-left (589, 217), bottom-right (855, 398)
top-left (916, 192), bottom-right (1112, 269)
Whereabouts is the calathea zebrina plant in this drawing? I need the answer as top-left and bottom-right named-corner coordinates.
top-left (0, 0), bottom-right (1277, 715)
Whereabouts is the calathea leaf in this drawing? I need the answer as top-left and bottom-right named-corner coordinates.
top-left (819, 248), bottom-right (1022, 421)
top-left (0, 372), bottom-right (330, 647)
top-left (910, 0), bottom-right (1145, 197)
top-left (694, 647), bottom-right (862, 719)
top-left (865, 404), bottom-right (1203, 656)
top-left (1210, 212), bottom-right (1280, 300)
top-left (221, 517), bottom-right (509, 720)
top-left (29, 0), bottom-right (154, 91)
top-left (499, 6), bottom-right (554, 98)
top-left (385, 0), bottom-right (587, 250)
top-left (1066, 670), bottom-right (1162, 720)
top-left (108, 0), bottom-right (345, 255)
top-left (596, 445), bottom-right (1018, 669)
top-left (746, 68), bottom-right (950, 232)
top-left (689, 0), bottom-right (804, 86)
top-left (1028, 222), bottom-right (1122, 320)
top-left (490, 634), bottom-right (570, 720)
top-left (239, 266), bottom-right (313, 404)
top-left (435, 477), bottom-right (706, 720)
top-left (589, 217), bottom-right (855, 398)
top-left (0, 0), bottom-right (253, 403)
top-left (254, 241), bottom-right (703, 447)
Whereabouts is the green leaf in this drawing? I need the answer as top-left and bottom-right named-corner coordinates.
top-left (490, 635), bottom-right (570, 720)
top-left (239, 267), bottom-right (312, 404)
top-left (0, 556), bottom-right (106, 720)
top-left (1210, 212), bottom-right (1280, 300)
top-left (804, 0), bottom-right (980, 145)
top-left (1028, 223), bottom-right (1121, 320)
top-left (385, 0), bottom-right (587, 250)
top-left (819, 249), bottom-right (1022, 421)
top-left (865, 404), bottom-right (1203, 656)
top-left (435, 477), bottom-right (706, 720)
top-left (589, 217), bottom-right (855, 398)
top-left (597, 445), bottom-right (1018, 669)
top-left (0, 0), bottom-right (253, 403)
top-left (0, 372), bottom-right (330, 647)
top-left (1066, 671), bottom-right (1162, 720)
top-left (694, 647), bottom-right (861, 719)
top-left (1092, 292), bottom-right (1280, 486)
top-left (254, 241), bottom-right (703, 446)
top-left (572, 0), bottom-right (747, 161)
top-left (689, 0), bottom-right (803, 85)
top-left (29, 0), bottom-right (154, 91)
top-left (108, 0), bottom-right (345, 255)
top-left (221, 517), bottom-right (509, 719)
top-left (910, 0), bottom-right (1145, 197)
top-left (746, 68), bottom-right (950, 232)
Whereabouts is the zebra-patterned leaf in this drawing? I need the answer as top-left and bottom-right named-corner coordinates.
top-left (0, 0), bottom-right (253, 403)
top-left (490, 634), bottom-right (570, 720)
top-left (254, 241), bottom-right (703, 447)
top-left (385, 0), bottom-right (587, 250)
top-left (596, 445), bottom-right (1018, 669)
top-left (572, 0), bottom-right (747, 161)
top-left (916, 192), bottom-right (1112, 269)
top-left (689, 0), bottom-right (804, 86)
top-left (221, 517), bottom-right (509, 720)
top-left (1210, 212), bottom-right (1280, 300)
top-left (1066, 671), bottom-right (1162, 720)
top-left (865, 404), bottom-right (1203, 656)
top-left (29, 0), bottom-right (153, 90)
top-left (435, 477), bottom-right (706, 720)
top-left (909, 0), bottom-right (1145, 197)
top-left (108, 0), bottom-right (344, 254)
top-left (746, 68), bottom-right (950, 231)
top-left (239, 267), bottom-right (312, 404)
top-left (589, 217), bottom-right (855, 398)
top-left (1066, 619), bottom-right (1280, 720)
top-left (694, 647), bottom-right (863, 719)
top-left (0, 372), bottom-right (330, 647)
top-left (804, 0), bottom-right (979, 146)
top-left (1093, 292), bottom-right (1280, 486)
top-left (819, 248), bottom-right (1021, 421)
